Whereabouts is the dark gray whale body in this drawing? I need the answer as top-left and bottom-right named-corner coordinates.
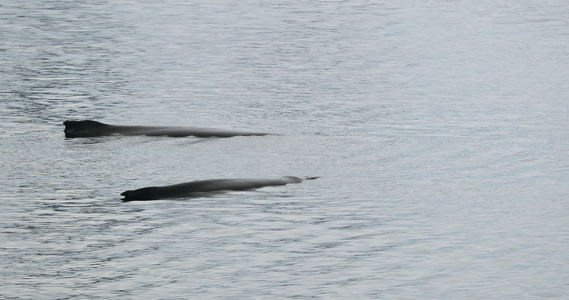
top-left (121, 176), bottom-right (318, 201)
top-left (64, 120), bottom-right (269, 138)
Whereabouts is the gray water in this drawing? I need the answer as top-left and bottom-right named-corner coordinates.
top-left (1, 0), bottom-right (569, 299)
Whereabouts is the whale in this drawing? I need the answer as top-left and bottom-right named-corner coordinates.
top-left (121, 176), bottom-right (318, 201)
top-left (63, 120), bottom-right (269, 138)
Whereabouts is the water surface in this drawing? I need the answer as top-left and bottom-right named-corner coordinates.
top-left (1, 1), bottom-right (569, 299)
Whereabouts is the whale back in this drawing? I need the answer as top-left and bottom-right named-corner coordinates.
top-left (64, 119), bottom-right (269, 138)
top-left (120, 176), bottom-right (312, 201)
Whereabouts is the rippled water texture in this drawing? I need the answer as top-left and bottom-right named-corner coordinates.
top-left (1, 1), bottom-right (569, 299)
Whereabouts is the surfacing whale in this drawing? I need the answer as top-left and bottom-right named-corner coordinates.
top-left (121, 176), bottom-right (318, 201)
top-left (63, 120), bottom-right (269, 138)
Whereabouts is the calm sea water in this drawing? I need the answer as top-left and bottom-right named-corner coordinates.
top-left (2, 0), bottom-right (569, 299)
